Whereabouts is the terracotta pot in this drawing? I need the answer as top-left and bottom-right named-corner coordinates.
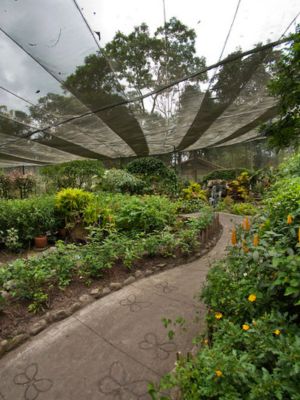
top-left (34, 235), bottom-right (48, 249)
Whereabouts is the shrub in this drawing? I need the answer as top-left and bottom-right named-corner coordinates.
top-left (278, 152), bottom-right (300, 178)
top-left (150, 154), bottom-right (300, 399)
top-left (0, 172), bottom-right (11, 199)
top-left (263, 177), bottom-right (300, 229)
top-left (40, 159), bottom-right (104, 191)
top-left (227, 171), bottom-right (251, 201)
top-left (202, 168), bottom-right (250, 183)
top-left (114, 195), bottom-right (178, 233)
top-left (176, 198), bottom-right (207, 213)
top-left (0, 196), bottom-right (59, 246)
top-left (10, 171), bottom-right (36, 199)
top-left (55, 188), bottom-right (94, 228)
top-left (101, 169), bottom-right (146, 194)
top-left (182, 182), bottom-right (207, 202)
top-left (126, 157), bottom-right (178, 195)
top-left (231, 202), bottom-right (259, 216)
top-left (0, 171), bottom-right (36, 199)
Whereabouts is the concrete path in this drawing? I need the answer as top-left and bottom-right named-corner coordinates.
top-left (0, 213), bottom-right (239, 400)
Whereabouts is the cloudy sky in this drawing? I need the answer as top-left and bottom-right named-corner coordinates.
top-left (0, 0), bottom-right (298, 113)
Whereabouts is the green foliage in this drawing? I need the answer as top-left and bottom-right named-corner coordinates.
top-left (176, 198), bottom-right (207, 214)
top-left (3, 228), bottom-right (22, 251)
top-left (40, 160), bottom-right (104, 192)
top-left (151, 159), bottom-right (300, 399)
top-left (231, 202), bottom-right (259, 216)
top-left (261, 28), bottom-right (300, 150)
top-left (182, 182), bottom-right (207, 202)
top-left (278, 152), bottom-right (300, 178)
top-left (55, 188), bottom-right (95, 227)
top-left (101, 169), bottom-right (146, 194)
top-left (263, 177), bottom-right (300, 228)
top-left (0, 172), bottom-right (11, 198)
top-left (227, 171), bottom-right (251, 201)
top-left (0, 206), bottom-right (213, 311)
top-left (126, 157), bottom-right (178, 195)
top-left (0, 196), bottom-right (59, 246)
top-left (0, 242), bottom-right (77, 312)
top-left (114, 195), bottom-right (178, 233)
top-left (202, 168), bottom-right (250, 183)
top-left (104, 17), bottom-right (206, 114)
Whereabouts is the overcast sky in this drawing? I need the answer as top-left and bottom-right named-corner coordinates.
top-left (0, 0), bottom-right (298, 113)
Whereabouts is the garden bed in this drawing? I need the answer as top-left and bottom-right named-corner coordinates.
top-left (0, 214), bottom-right (222, 357)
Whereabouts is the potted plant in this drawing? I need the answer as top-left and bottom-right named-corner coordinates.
top-left (34, 234), bottom-right (48, 249)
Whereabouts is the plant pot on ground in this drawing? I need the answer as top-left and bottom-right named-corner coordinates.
top-left (34, 235), bottom-right (48, 249)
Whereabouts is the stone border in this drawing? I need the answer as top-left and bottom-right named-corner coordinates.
top-left (0, 214), bottom-right (222, 359)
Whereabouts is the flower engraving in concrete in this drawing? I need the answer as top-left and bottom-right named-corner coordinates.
top-left (138, 332), bottom-right (176, 360)
top-left (119, 294), bottom-right (152, 312)
top-left (13, 363), bottom-right (53, 400)
top-left (154, 281), bottom-right (178, 294)
top-left (98, 361), bottom-right (148, 400)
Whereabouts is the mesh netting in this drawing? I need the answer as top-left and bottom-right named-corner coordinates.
top-left (0, 0), bottom-right (298, 166)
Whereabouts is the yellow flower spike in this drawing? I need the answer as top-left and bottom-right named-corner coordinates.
top-left (253, 233), bottom-right (259, 247)
top-left (215, 312), bottom-right (223, 320)
top-left (274, 329), bottom-right (281, 336)
top-left (215, 370), bottom-right (223, 378)
top-left (242, 324), bottom-right (250, 331)
top-left (231, 228), bottom-right (237, 246)
top-left (248, 294), bottom-right (257, 302)
top-left (243, 217), bottom-right (250, 231)
top-left (287, 214), bottom-right (293, 224)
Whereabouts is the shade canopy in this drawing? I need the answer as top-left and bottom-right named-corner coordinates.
top-left (0, 0), bottom-right (298, 166)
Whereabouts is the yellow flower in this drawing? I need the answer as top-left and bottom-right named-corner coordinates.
top-left (215, 370), bottom-right (223, 377)
top-left (242, 324), bottom-right (250, 331)
top-left (287, 214), bottom-right (293, 224)
top-left (274, 329), bottom-right (281, 336)
top-left (215, 312), bottom-right (223, 320)
top-left (253, 234), bottom-right (259, 247)
top-left (248, 294), bottom-right (257, 302)
top-left (203, 339), bottom-right (209, 345)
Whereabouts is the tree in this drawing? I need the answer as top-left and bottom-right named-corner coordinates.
top-left (104, 17), bottom-right (207, 116)
top-left (260, 28), bottom-right (300, 150)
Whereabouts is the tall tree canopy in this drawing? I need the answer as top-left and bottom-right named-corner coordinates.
top-left (66, 17), bottom-right (207, 117)
top-left (261, 28), bottom-right (300, 150)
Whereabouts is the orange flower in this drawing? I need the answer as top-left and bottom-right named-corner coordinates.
top-left (215, 370), bottom-right (223, 377)
top-left (287, 214), bottom-right (293, 224)
top-left (274, 329), bottom-right (281, 336)
top-left (242, 324), bottom-right (250, 331)
top-left (253, 233), bottom-right (259, 247)
top-left (248, 294), bottom-right (256, 302)
top-left (231, 228), bottom-right (237, 246)
top-left (243, 217), bottom-right (250, 231)
top-left (215, 312), bottom-right (223, 320)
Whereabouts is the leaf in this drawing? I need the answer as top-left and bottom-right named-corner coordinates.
top-left (252, 251), bottom-right (259, 262)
